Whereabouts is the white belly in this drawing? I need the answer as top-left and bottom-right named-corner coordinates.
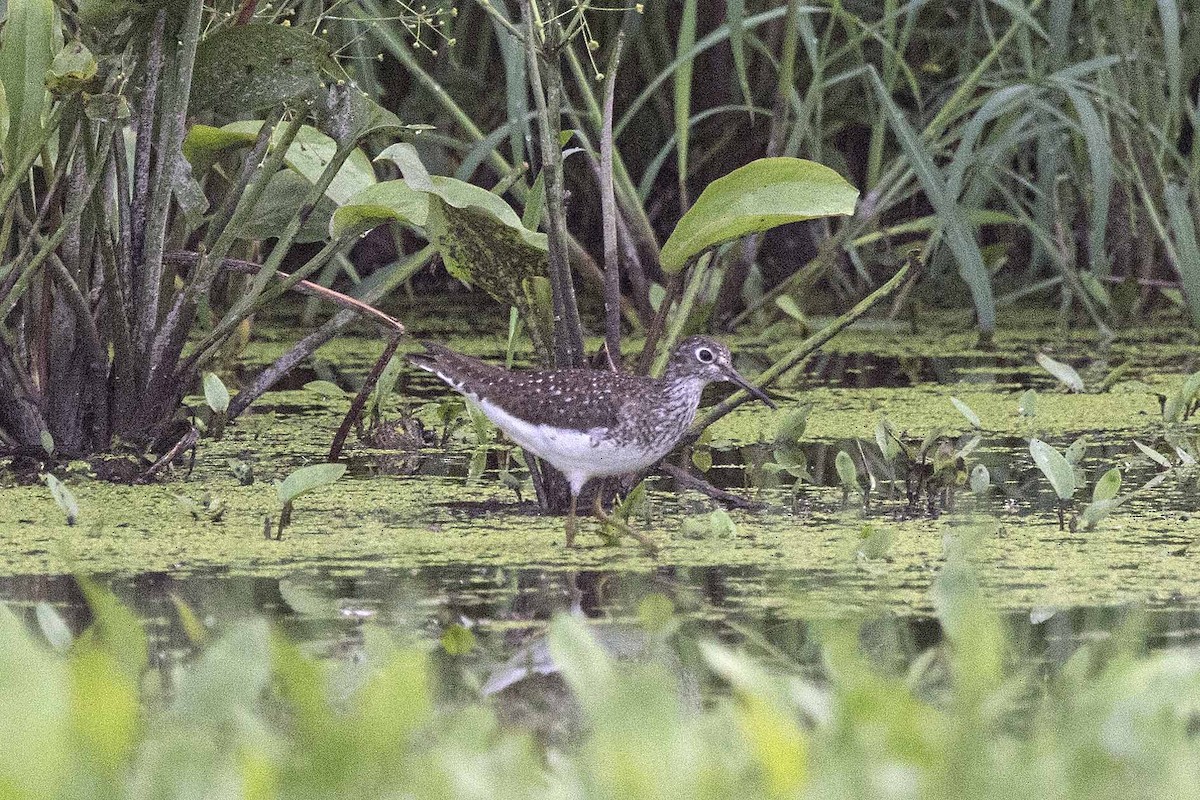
top-left (476, 397), bottom-right (658, 495)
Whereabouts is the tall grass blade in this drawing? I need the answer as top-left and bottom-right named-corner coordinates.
top-left (870, 71), bottom-right (996, 334)
top-left (674, 0), bottom-right (699, 210)
top-left (726, 0), bottom-right (753, 108)
top-left (1165, 183), bottom-right (1200, 327)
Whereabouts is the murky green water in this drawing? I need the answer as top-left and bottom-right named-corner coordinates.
top-left (3, 304), bottom-right (1199, 665)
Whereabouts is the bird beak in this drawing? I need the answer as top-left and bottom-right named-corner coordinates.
top-left (723, 365), bottom-right (777, 409)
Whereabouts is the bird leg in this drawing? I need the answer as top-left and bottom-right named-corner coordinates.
top-left (565, 492), bottom-right (578, 548)
top-left (592, 494), bottom-right (659, 555)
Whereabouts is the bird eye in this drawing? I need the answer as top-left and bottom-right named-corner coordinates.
top-left (696, 347), bottom-right (715, 363)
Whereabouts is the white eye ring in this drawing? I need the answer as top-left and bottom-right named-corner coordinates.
top-left (696, 347), bottom-right (715, 363)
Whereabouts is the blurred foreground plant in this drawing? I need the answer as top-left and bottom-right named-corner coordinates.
top-left (5, 563), bottom-right (1200, 799)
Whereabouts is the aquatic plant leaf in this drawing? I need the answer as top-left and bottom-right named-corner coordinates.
top-left (1079, 498), bottom-right (1122, 530)
top-left (43, 474), bottom-right (79, 525)
top-left (202, 372), bottom-right (230, 414)
top-left (39, 429), bottom-right (54, 456)
top-left (659, 158), bottom-right (858, 272)
top-left (34, 602), bottom-right (73, 653)
top-left (1035, 353), bottom-right (1085, 392)
top-left (775, 402), bottom-right (812, 444)
top-left (1018, 388), bottom-right (1038, 417)
top-left (710, 508), bottom-right (737, 537)
top-left (1133, 440), bottom-right (1173, 469)
top-left (969, 464), bottom-right (990, 495)
top-left (329, 179), bottom-right (429, 238)
top-left (835, 450), bottom-right (860, 493)
top-left (950, 396), bottom-right (981, 428)
top-left (424, 195), bottom-right (552, 359)
top-left (190, 23), bottom-right (332, 115)
top-left (440, 624), bottom-right (476, 656)
top-left (238, 169), bottom-right (337, 243)
top-left (1092, 467), bottom-right (1122, 502)
top-left (314, 80), bottom-right (407, 147)
top-left (1064, 435), bottom-right (1088, 466)
top-left (775, 294), bottom-right (806, 323)
top-left (857, 525), bottom-right (893, 560)
top-left (376, 142), bottom-right (433, 190)
top-left (45, 39), bottom-right (98, 95)
top-left (184, 121), bottom-right (377, 205)
top-left (169, 595), bottom-right (209, 646)
top-left (1163, 370), bottom-right (1200, 422)
top-left (875, 416), bottom-right (900, 461)
top-left (303, 380), bottom-right (346, 399)
top-left (276, 463), bottom-right (347, 505)
top-left (1029, 438), bottom-right (1076, 500)
top-left (958, 434), bottom-right (982, 460)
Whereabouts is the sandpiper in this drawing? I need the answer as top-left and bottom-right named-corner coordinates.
top-left (409, 336), bottom-right (776, 550)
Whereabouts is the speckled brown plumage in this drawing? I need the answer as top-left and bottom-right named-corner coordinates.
top-left (408, 336), bottom-right (774, 494)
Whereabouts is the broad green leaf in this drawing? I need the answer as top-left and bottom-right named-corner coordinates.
top-left (1064, 435), bottom-right (1089, 466)
top-left (314, 80), bottom-right (408, 146)
top-left (1133, 440), bottom-right (1173, 469)
top-left (276, 463), bottom-right (347, 505)
top-left (45, 40), bottom-right (97, 95)
top-left (1092, 467), bottom-right (1122, 502)
top-left (202, 372), bottom-right (230, 414)
top-left (376, 142), bottom-right (433, 190)
top-left (969, 464), bottom-right (990, 494)
top-left (1035, 352), bottom-right (1085, 392)
top-left (0, 0), bottom-right (54, 168)
top-left (329, 179), bottom-right (430, 238)
top-left (950, 396), bottom-right (981, 428)
top-left (835, 450), bottom-right (860, 493)
top-left (1029, 438), bottom-right (1075, 500)
top-left (43, 474), bottom-right (79, 525)
top-left (239, 169), bottom-right (338, 243)
top-left (190, 22), bottom-right (332, 115)
top-left (659, 158), bottom-right (858, 271)
top-left (183, 122), bottom-right (376, 205)
top-left (423, 193), bottom-right (551, 359)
